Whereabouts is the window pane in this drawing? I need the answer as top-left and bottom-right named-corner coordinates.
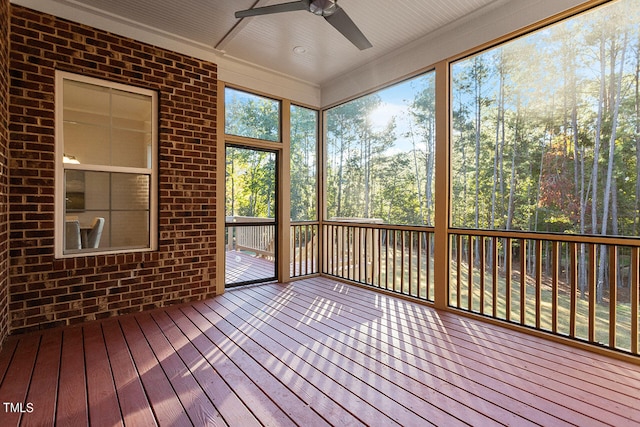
top-left (63, 121), bottom-right (110, 166)
top-left (111, 211), bottom-right (150, 248)
top-left (64, 170), bottom-right (150, 253)
top-left (325, 72), bottom-right (435, 225)
top-left (62, 80), bottom-right (153, 168)
top-left (64, 79), bottom-right (110, 119)
top-left (225, 147), bottom-right (276, 219)
top-left (290, 105), bottom-right (317, 221)
top-left (225, 87), bottom-right (280, 142)
top-left (112, 90), bottom-right (153, 168)
top-left (111, 89), bottom-right (153, 131)
top-left (111, 128), bottom-right (152, 168)
top-left (450, 0), bottom-right (640, 237)
top-left (111, 173), bottom-right (150, 210)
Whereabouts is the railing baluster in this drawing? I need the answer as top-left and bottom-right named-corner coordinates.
top-left (308, 224), bottom-right (313, 275)
top-left (362, 227), bottom-right (365, 281)
top-left (385, 229), bottom-right (390, 290)
top-left (401, 230), bottom-right (406, 294)
top-left (417, 232), bottom-right (422, 299)
top-left (297, 225), bottom-right (302, 276)
top-left (346, 226), bottom-right (350, 278)
top-left (535, 240), bottom-right (542, 329)
top-left (362, 227), bottom-right (367, 282)
top-left (332, 225), bottom-right (336, 275)
top-left (552, 241), bottom-right (559, 334)
top-left (305, 224), bottom-right (309, 275)
top-left (632, 246), bottom-right (639, 355)
top-left (588, 243), bottom-right (596, 342)
top-left (479, 236), bottom-right (485, 315)
top-left (570, 242), bottom-right (578, 338)
top-left (456, 234), bottom-right (462, 308)
top-left (375, 230), bottom-right (382, 287)
top-left (358, 227), bottom-right (367, 283)
top-left (322, 224), bottom-right (327, 274)
top-left (409, 231), bottom-right (414, 296)
top-left (330, 225), bottom-right (335, 276)
top-left (468, 235), bottom-right (474, 311)
top-left (363, 226), bottom-right (368, 283)
top-left (505, 237), bottom-right (512, 322)
top-left (354, 227), bottom-right (359, 282)
top-left (426, 232), bottom-right (431, 301)
top-left (609, 245), bottom-right (617, 349)
top-left (392, 231), bottom-right (398, 292)
top-left (520, 238), bottom-right (527, 325)
top-left (492, 236), bottom-right (498, 318)
top-left (340, 225), bottom-right (344, 276)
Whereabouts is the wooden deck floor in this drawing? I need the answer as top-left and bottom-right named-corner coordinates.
top-left (1, 277), bottom-right (639, 426)
top-left (225, 250), bottom-right (275, 285)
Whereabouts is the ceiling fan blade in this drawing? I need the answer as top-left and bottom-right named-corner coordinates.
top-left (324, 6), bottom-right (372, 50)
top-left (235, 1), bottom-right (310, 18)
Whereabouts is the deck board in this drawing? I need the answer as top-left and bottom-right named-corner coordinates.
top-left (298, 278), bottom-right (640, 425)
top-left (151, 309), bottom-right (263, 426)
top-left (0, 335), bottom-right (40, 426)
top-left (83, 322), bottom-right (123, 427)
top-left (295, 285), bottom-right (640, 425)
top-left (101, 320), bottom-right (157, 426)
top-left (22, 330), bottom-right (62, 427)
top-left (166, 306), bottom-right (298, 427)
top-left (118, 315), bottom-right (192, 426)
top-left (237, 283), bottom-right (554, 426)
top-left (201, 297), bottom-right (404, 426)
top-left (55, 327), bottom-right (88, 426)
top-left (135, 312), bottom-right (225, 426)
top-left (1, 276), bottom-right (639, 426)
top-left (187, 302), bottom-right (335, 426)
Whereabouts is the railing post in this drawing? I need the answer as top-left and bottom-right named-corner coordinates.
top-left (433, 60), bottom-right (450, 310)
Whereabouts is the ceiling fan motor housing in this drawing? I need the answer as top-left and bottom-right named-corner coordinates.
top-left (310, 0), bottom-right (338, 16)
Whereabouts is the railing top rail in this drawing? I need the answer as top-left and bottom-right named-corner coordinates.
top-left (328, 217), bottom-right (385, 223)
top-left (324, 221), bottom-right (435, 232)
top-left (226, 216), bottom-right (274, 223)
top-left (449, 227), bottom-right (640, 247)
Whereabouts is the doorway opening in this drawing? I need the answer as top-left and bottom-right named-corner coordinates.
top-left (225, 146), bottom-right (278, 287)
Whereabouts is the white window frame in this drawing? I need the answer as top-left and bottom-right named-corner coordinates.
top-left (54, 71), bottom-right (158, 258)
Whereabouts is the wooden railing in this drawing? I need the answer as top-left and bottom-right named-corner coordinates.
top-left (322, 221), bottom-right (435, 302)
top-left (226, 216), bottom-right (275, 259)
top-left (229, 215), bottom-right (639, 355)
top-left (290, 222), bottom-right (319, 277)
top-left (450, 229), bottom-right (640, 355)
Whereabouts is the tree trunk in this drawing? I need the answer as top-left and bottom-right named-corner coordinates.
top-left (591, 33), bottom-right (606, 236)
top-left (597, 32), bottom-right (628, 303)
top-left (635, 32), bottom-right (640, 234)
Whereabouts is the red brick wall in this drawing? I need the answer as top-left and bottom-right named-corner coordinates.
top-left (8, 5), bottom-right (218, 334)
top-left (0, 0), bottom-right (9, 345)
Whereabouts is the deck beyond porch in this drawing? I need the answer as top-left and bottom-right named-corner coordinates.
top-left (0, 277), bottom-right (639, 426)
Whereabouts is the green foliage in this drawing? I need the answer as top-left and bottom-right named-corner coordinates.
top-left (451, 0), bottom-right (640, 237)
top-left (225, 88), bottom-right (280, 142)
top-left (325, 73), bottom-right (436, 225)
top-left (290, 106), bottom-right (318, 222)
top-left (226, 147), bottom-right (276, 218)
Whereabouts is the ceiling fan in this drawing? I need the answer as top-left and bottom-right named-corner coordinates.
top-left (235, 0), bottom-right (372, 50)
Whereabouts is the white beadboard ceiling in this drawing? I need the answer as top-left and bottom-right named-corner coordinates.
top-left (11, 0), bottom-right (590, 105)
top-left (13, 0), bottom-right (502, 86)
